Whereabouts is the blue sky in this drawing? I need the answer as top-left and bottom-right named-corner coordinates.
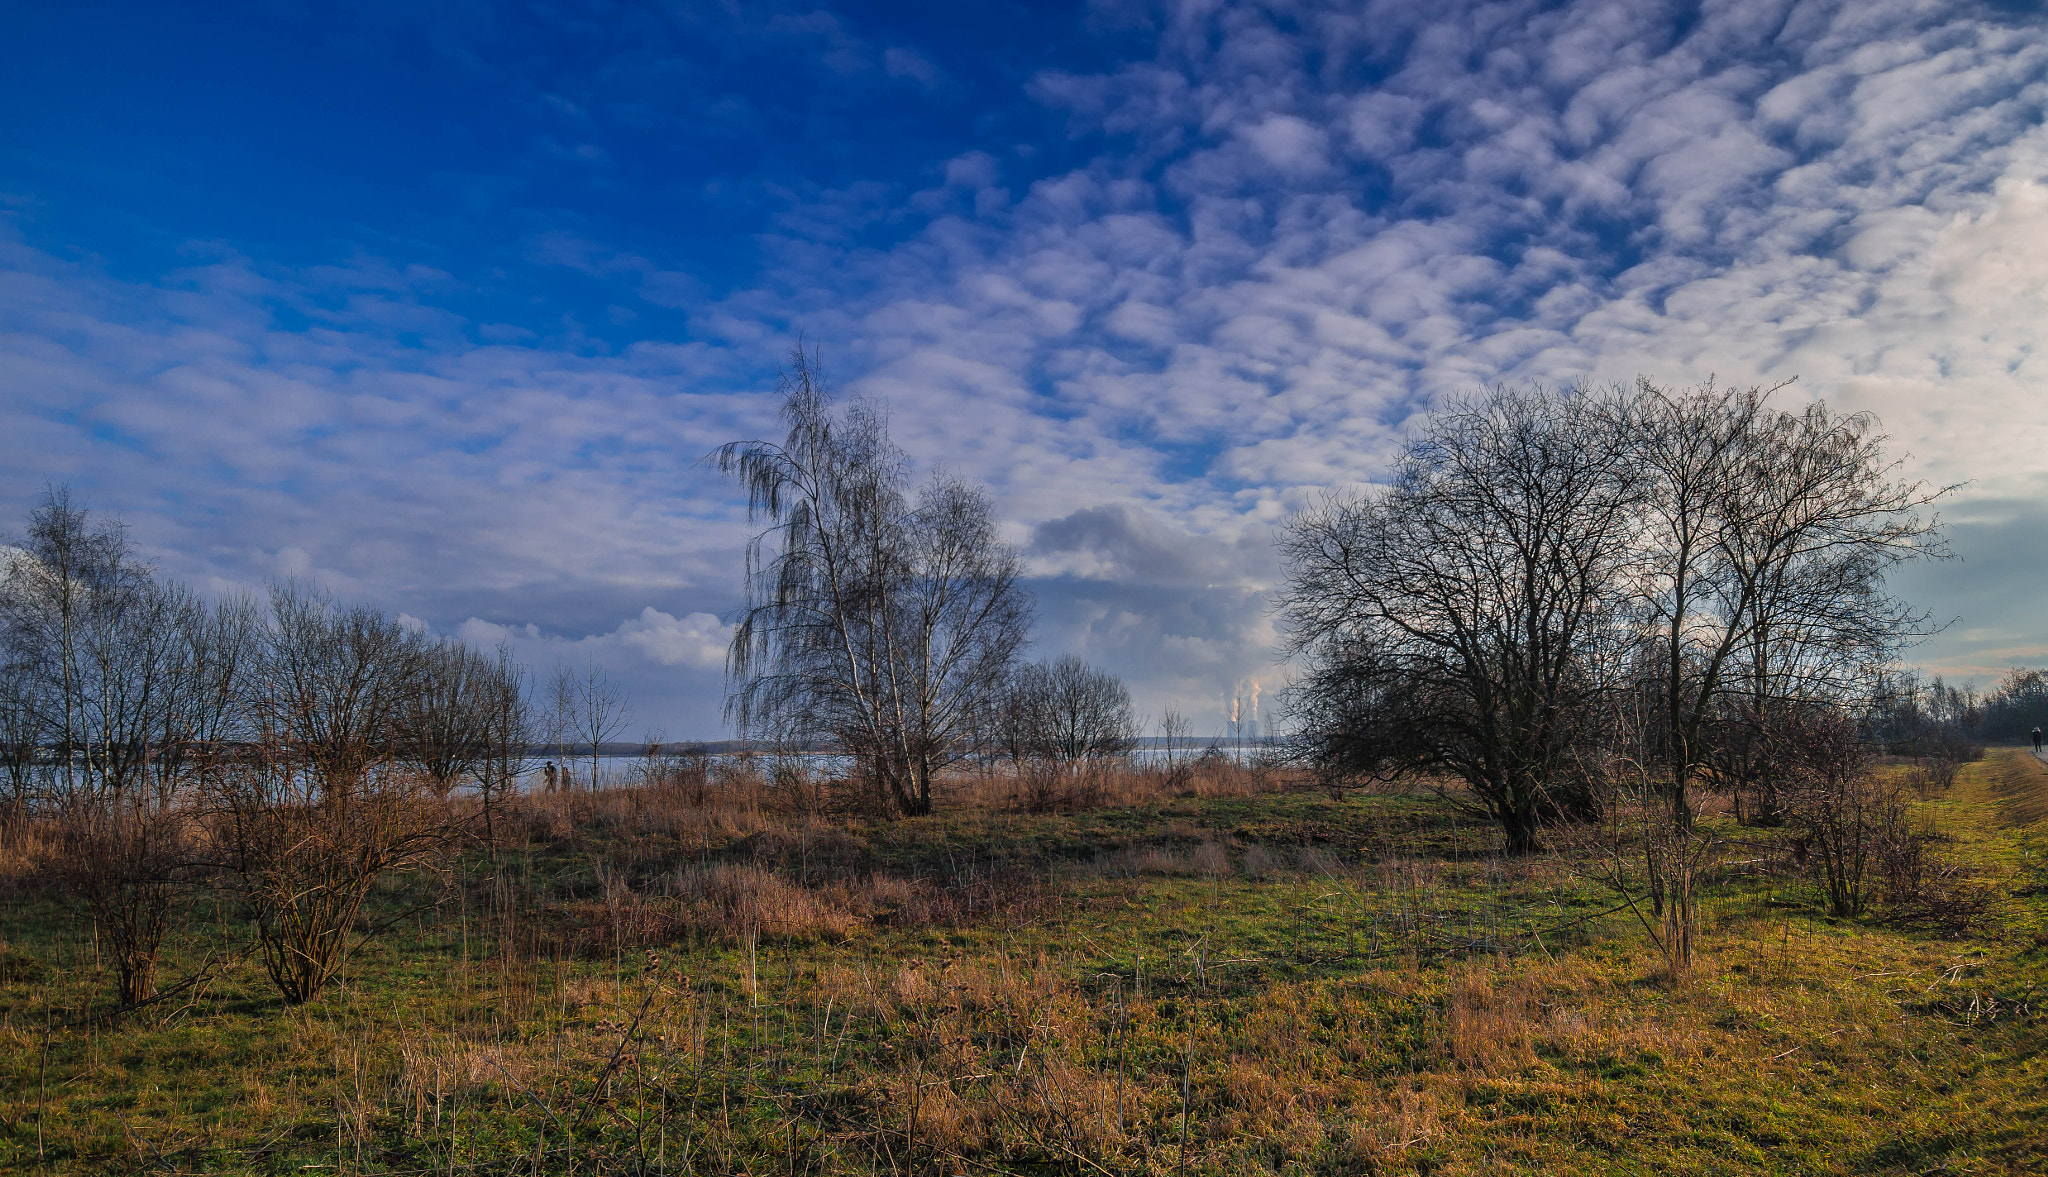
top-left (4, 0), bottom-right (2047, 737)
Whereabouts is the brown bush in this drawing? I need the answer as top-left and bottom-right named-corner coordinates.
top-left (55, 792), bottom-right (200, 1005)
top-left (1874, 823), bottom-right (1993, 932)
top-left (207, 759), bottom-right (459, 1005)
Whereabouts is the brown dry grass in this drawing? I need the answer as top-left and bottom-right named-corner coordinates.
top-left (944, 755), bottom-right (1284, 812)
top-left (3, 751), bottom-right (2042, 1174)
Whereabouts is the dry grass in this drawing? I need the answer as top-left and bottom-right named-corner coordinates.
top-left (0, 817), bottom-right (55, 893)
top-left (944, 755), bottom-right (1284, 812)
top-left (0, 752), bottom-right (2043, 1173)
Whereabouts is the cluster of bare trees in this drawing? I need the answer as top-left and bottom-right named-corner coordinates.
top-left (1278, 380), bottom-right (1947, 968)
top-left (990, 655), bottom-right (1139, 770)
top-left (1959, 667), bottom-right (2048, 745)
top-left (542, 660), bottom-right (633, 793)
top-left (983, 655), bottom-right (1140, 810)
top-left (0, 488), bottom-right (533, 1006)
top-left (1280, 379), bottom-right (1945, 845)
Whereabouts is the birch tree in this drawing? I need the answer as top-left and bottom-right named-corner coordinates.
top-left (717, 347), bottom-right (1032, 817)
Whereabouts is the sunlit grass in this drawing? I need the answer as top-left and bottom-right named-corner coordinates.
top-left (2, 754), bottom-right (2044, 1173)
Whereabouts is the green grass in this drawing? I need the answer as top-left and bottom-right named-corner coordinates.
top-left (2, 755), bottom-right (2045, 1174)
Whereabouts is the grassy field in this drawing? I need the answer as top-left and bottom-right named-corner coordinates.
top-left (1, 750), bottom-right (2044, 1175)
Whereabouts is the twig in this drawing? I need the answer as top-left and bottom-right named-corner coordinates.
top-left (577, 986), bottom-right (659, 1125)
top-left (53, 946), bottom-right (247, 1030)
top-left (485, 1055), bottom-right (571, 1137)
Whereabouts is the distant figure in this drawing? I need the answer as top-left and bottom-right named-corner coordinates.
top-left (544, 761), bottom-right (559, 792)
top-left (2033, 727), bottom-right (2043, 754)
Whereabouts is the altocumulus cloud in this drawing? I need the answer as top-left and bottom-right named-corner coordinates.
top-left (3, 0), bottom-right (2046, 733)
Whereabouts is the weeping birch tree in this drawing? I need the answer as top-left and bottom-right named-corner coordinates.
top-left (717, 347), bottom-right (1033, 817)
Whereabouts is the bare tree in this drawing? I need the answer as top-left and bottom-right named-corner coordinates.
top-left (246, 583), bottom-right (425, 797)
top-left (211, 584), bottom-right (454, 1005)
top-left (571, 660), bottom-right (630, 791)
top-left (717, 346), bottom-right (1033, 817)
top-left (475, 644), bottom-right (530, 848)
top-left (1004, 656), bottom-right (1138, 769)
top-left (1159, 707), bottom-right (1192, 781)
top-left (541, 660), bottom-right (629, 791)
top-left (147, 592), bottom-right (259, 797)
top-left (545, 663), bottom-right (576, 789)
top-left (58, 580), bottom-right (246, 1007)
top-left (399, 639), bottom-right (501, 798)
top-left (0, 490), bottom-right (263, 1004)
top-left (0, 657), bottom-right (43, 818)
top-left (1277, 384), bottom-right (1638, 853)
top-left (1980, 667), bottom-right (2048, 742)
top-left (0, 486), bottom-right (148, 798)
top-left (1622, 380), bottom-right (1947, 829)
top-left (1279, 378), bottom-right (1949, 858)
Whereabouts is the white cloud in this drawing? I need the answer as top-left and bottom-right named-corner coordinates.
top-left (6, 0), bottom-right (2048, 722)
top-left (614, 607), bottom-right (731, 669)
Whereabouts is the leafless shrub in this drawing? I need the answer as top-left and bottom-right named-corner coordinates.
top-left (208, 755), bottom-right (457, 1004)
top-left (1014, 758), bottom-right (1107, 814)
top-left (209, 586), bottom-right (464, 1004)
top-left (1159, 707), bottom-right (1194, 790)
top-left (1780, 708), bottom-right (1888, 917)
top-left (635, 735), bottom-right (710, 799)
top-left (1776, 725), bottom-right (1983, 931)
top-left (54, 793), bottom-right (199, 1005)
top-left (1906, 746), bottom-right (1977, 795)
top-left (1879, 844), bottom-right (1992, 932)
top-left (763, 748), bottom-right (839, 817)
top-left (1555, 743), bottom-right (1718, 982)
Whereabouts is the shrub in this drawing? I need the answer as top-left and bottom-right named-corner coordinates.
top-left (208, 758), bottom-right (457, 1004)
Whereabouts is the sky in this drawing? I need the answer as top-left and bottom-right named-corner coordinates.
top-left (3, 0), bottom-right (2046, 739)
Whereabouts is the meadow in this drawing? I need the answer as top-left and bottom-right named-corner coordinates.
top-left (0, 747), bottom-right (2043, 1175)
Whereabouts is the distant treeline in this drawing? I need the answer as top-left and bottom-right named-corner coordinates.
top-left (539, 735), bottom-right (1282, 759)
top-left (1867, 668), bottom-right (2048, 750)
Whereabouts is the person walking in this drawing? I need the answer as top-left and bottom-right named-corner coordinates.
top-left (2032, 727), bottom-right (2043, 754)
top-left (544, 760), bottom-right (560, 792)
